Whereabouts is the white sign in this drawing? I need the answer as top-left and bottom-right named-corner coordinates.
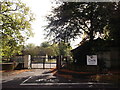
top-left (87, 55), bottom-right (97, 65)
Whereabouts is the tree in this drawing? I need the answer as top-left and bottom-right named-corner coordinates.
top-left (100, 2), bottom-right (120, 46)
top-left (23, 43), bottom-right (39, 56)
top-left (23, 42), bottom-right (56, 56)
top-left (45, 2), bottom-right (118, 43)
top-left (51, 43), bottom-right (60, 56)
top-left (40, 41), bottom-right (51, 48)
top-left (39, 42), bottom-right (56, 56)
top-left (23, 41), bottom-right (72, 57)
top-left (1, 0), bottom-right (34, 60)
top-left (58, 42), bottom-right (72, 56)
top-left (39, 41), bottom-right (72, 56)
top-left (108, 2), bottom-right (120, 42)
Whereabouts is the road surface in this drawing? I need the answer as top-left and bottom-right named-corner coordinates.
top-left (1, 69), bottom-right (119, 90)
top-left (31, 63), bottom-right (56, 68)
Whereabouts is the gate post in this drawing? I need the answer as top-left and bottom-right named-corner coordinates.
top-left (45, 54), bottom-right (48, 62)
top-left (56, 56), bottom-right (62, 71)
top-left (24, 55), bottom-right (31, 69)
top-left (42, 56), bottom-right (46, 69)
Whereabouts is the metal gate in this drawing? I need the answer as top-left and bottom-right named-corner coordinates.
top-left (31, 55), bottom-right (56, 69)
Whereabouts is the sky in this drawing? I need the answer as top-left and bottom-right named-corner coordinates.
top-left (21, 0), bottom-right (81, 49)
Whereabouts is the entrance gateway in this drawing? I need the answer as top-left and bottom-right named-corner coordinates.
top-left (23, 55), bottom-right (65, 69)
top-left (31, 55), bottom-right (56, 69)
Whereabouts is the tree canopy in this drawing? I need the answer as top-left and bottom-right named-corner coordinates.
top-left (1, 0), bottom-right (35, 59)
top-left (108, 2), bottom-right (120, 42)
top-left (23, 42), bottom-right (72, 57)
top-left (45, 2), bottom-right (120, 43)
top-left (40, 42), bottom-right (51, 48)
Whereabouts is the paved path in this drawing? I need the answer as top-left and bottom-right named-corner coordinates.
top-left (2, 69), bottom-right (50, 83)
top-left (1, 69), bottom-right (119, 89)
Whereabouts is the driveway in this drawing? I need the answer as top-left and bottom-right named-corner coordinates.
top-left (31, 63), bottom-right (56, 68)
top-left (1, 69), bottom-right (119, 90)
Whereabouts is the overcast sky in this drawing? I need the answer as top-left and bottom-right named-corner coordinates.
top-left (21, 0), bottom-right (81, 48)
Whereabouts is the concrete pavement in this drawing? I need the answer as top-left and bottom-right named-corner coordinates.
top-left (1, 69), bottom-right (119, 89)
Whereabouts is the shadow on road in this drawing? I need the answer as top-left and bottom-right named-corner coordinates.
top-left (2, 69), bottom-right (120, 90)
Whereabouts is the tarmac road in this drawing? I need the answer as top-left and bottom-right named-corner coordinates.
top-left (1, 69), bottom-right (119, 90)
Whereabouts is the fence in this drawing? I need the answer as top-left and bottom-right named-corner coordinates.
top-left (6, 55), bottom-right (69, 70)
top-left (11, 56), bottom-right (24, 63)
top-left (31, 55), bottom-right (56, 69)
top-left (56, 56), bottom-right (71, 71)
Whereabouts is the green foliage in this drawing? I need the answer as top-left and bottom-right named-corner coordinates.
top-left (45, 2), bottom-right (119, 43)
top-left (1, 0), bottom-right (35, 59)
top-left (39, 42), bottom-right (72, 56)
top-left (23, 43), bottom-right (37, 56)
top-left (40, 42), bottom-right (55, 56)
top-left (108, 2), bottom-right (120, 42)
top-left (101, 2), bottom-right (120, 43)
top-left (58, 42), bottom-right (72, 56)
top-left (51, 43), bottom-right (60, 56)
top-left (23, 42), bottom-right (56, 56)
top-left (40, 42), bottom-right (51, 48)
top-left (23, 42), bottom-right (72, 56)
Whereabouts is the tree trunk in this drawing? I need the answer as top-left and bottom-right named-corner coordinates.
top-left (89, 3), bottom-right (94, 42)
top-left (89, 29), bottom-right (94, 41)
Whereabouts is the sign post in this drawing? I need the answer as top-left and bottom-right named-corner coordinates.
top-left (87, 55), bottom-right (97, 65)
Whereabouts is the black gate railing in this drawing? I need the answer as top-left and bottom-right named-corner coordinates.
top-left (31, 55), bottom-right (56, 69)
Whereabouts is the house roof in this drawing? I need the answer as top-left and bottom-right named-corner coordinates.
top-left (71, 38), bottom-right (119, 53)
